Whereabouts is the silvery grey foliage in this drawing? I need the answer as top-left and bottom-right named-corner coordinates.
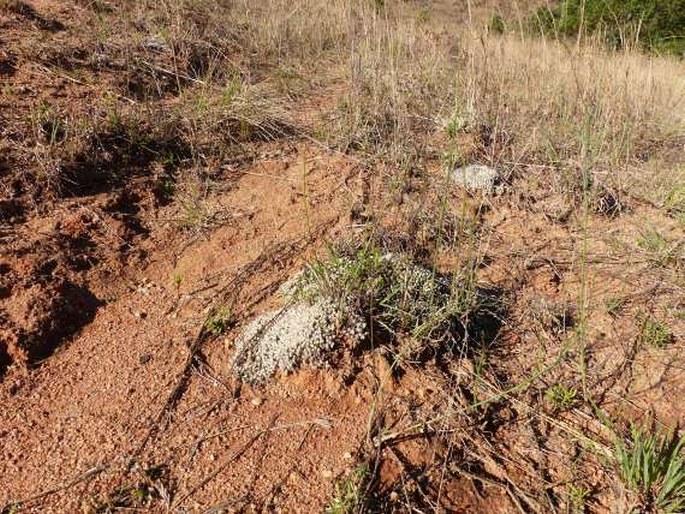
top-left (232, 299), bottom-right (366, 384)
top-left (451, 164), bottom-right (504, 195)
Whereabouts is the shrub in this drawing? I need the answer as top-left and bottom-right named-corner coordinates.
top-left (232, 242), bottom-right (487, 383)
top-left (531, 0), bottom-right (685, 55)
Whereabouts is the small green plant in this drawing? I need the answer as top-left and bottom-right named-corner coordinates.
top-left (326, 465), bottom-right (370, 514)
top-left (205, 305), bottom-right (234, 335)
top-left (132, 487), bottom-right (149, 504)
top-left (665, 185), bottom-right (685, 223)
top-left (545, 383), bottom-right (578, 411)
top-left (638, 315), bottom-right (672, 349)
top-left (443, 113), bottom-right (468, 140)
top-left (615, 426), bottom-right (685, 513)
top-left (568, 484), bottom-right (591, 513)
top-left (177, 180), bottom-right (211, 230)
top-left (606, 297), bottom-right (625, 318)
top-left (157, 176), bottom-right (175, 200)
top-left (172, 273), bottom-right (183, 288)
top-left (290, 245), bottom-right (475, 353)
top-left (440, 148), bottom-right (465, 173)
top-left (488, 12), bottom-right (506, 34)
top-left (221, 78), bottom-right (242, 106)
top-left (93, 482), bottom-right (155, 511)
top-left (105, 100), bottom-right (123, 133)
top-left (473, 345), bottom-right (491, 377)
top-left (637, 228), bottom-right (677, 266)
top-left (31, 102), bottom-right (67, 146)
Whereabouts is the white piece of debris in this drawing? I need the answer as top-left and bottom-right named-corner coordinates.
top-left (451, 164), bottom-right (504, 195)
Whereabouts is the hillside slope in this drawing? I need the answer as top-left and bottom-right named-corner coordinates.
top-left (1, 1), bottom-right (683, 512)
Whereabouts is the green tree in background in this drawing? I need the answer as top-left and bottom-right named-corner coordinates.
top-left (532, 0), bottom-right (685, 55)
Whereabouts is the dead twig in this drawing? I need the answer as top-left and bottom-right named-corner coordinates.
top-left (2, 464), bottom-right (107, 511)
top-left (173, 415), bottom-right (280, 508)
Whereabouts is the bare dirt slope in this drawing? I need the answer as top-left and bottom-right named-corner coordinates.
top-left (1, 0), bottom-right (684, 513)
top-left (0, 147), bottom-right (373, 512)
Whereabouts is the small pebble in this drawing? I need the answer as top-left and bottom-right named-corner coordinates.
top-left (251, 397), bottom-right (264, 407)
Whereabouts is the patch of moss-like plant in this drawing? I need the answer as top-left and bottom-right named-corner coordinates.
top-left (288, 247), bottom-right (471, 353)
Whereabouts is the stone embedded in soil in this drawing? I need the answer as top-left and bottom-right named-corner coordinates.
top-left (451, 164), bottom-right (504, 195)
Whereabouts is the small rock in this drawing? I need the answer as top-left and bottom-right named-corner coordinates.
top-left (451, 164), bottom-right (504, 195)
top-left (251, 397), bottom-right (264, 407)
top-left (142, 36), bottom-right (170, 53)
top-left (321, 469), bottom-right (333, 479)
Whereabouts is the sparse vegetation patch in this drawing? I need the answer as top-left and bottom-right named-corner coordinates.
top-left (638, 314), bottom-right (673, 348)
top-left (232, 241), bottom-right (488, 383)
top-left (326, 464), bottom-right (371, 514)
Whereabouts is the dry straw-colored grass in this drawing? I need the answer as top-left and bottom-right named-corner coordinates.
top-left (158, 0), bottom-right (683, 180)
top-left (460, 34), bottom-right (685, 166)
top-left (116, 2), bottom-right (684, 170)
top-left (11, 0), bottom-right (683, 205)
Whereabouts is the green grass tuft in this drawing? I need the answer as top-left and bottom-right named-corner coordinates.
top-left (616, 426), bottom-right (685, 513)
top-left (638, 314), bottom-right (672, 348)
top-left (546, 383), bottom-right (578, 411)
top-left (666, 184), bottom-right (685, 222)
top-left (288, 244), bottom-right (477, 355)
top-left (637, 227), bottom-right (679, 267)
top-left (205, 305), bottom-right (235, 336)
top-left (326, 465), bottom-right (370, 514)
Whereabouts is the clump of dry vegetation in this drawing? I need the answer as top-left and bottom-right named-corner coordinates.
top-left (4, 0), bottom-right (682, 211)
